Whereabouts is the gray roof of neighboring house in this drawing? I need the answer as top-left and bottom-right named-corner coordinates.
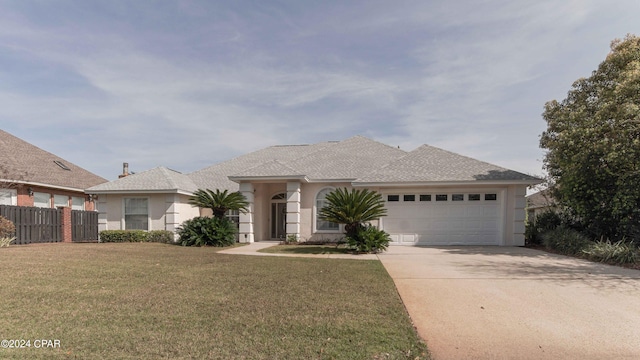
top-left (86, 166), bottom-right (198, 194)
top-left (353, 144), bottom-right (541, 184)
top-left (526, 189), bottom-right (555, 209)
top-left (0, 129), bottom-right (107, 191)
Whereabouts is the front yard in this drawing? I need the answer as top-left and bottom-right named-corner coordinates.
top-left (0, 243), bottom-right (428, 359)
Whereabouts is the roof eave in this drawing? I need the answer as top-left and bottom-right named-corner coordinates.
top-left (1, 179), bottom-right (89, 193)
top-left (228, 175), bottom-right (309, 183)
top-left (352, 179), bottom-right (544, 187)
top-left (84, 189), bottom-right (194, 196)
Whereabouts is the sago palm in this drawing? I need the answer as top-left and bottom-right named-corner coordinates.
top-left (188, 189), bottom-right (249, 219)
top-left (318, 188), bottom-right (387, 239)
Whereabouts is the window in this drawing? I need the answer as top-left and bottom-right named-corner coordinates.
top-left (0, 189), bottom-right (17, 205)
top-left (419, 194), bottom-right (431, 202)
top-left (485, 194), bottom-right (497, 201)
top-left (124, 198), bottom-right (148, 230)
top-left (387, 195), bottom-right (399, 202)
top-left (33, 192), bottom-right (51, 208)
top-left (54, 194), bottom-right (69, 208)
top-left (435, 194), bottom-right (448, 201)
top-left (469, 194), bottom-right (481, 201)
top-left (403, 194), bottom-right (416, 202)
top-left (316, 189), bottom-right (339, 231)
top-left (452, 194), bottom-right (464, 201)
top-left (72, 197), bottom-right (85, 210)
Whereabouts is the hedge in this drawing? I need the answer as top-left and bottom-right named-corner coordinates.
top-left (99, 230), bottom-right (175, 244)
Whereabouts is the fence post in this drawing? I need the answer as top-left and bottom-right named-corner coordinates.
top-left (60, 207), bottom-right (72, 243)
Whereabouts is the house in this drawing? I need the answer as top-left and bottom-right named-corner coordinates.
top-left (526, 189), bottom-right (557, 222)
top-left (0, 129), bottom-right (107, 210)
top-left (87, 136), bottom-right (541, 246)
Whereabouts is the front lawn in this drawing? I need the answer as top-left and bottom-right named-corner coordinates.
top-left (0, 243), bottom-right (429, 359)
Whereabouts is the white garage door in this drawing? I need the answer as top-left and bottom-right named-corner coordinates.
top-left (382, 192), bottom-right (502, 245)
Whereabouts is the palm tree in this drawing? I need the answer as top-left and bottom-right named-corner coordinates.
top-left (318, 188), bottom-right (387, 239)
top-left (188, 189), bottom-right (249, 219)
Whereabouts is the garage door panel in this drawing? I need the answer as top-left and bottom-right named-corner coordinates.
top-left (384, 192), bottom-right (502, 246)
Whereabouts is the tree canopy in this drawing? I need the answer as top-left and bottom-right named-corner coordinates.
top-left (188, 189), bottom-right (249, 219)
top-left (318, 187), bottom-right (387, 239)
top-left (540, 34), bottom-right (640, 240)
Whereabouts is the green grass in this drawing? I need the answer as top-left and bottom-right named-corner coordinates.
top-left (0, 243), bottom-right (429, 359)
top-left (258, 244), bottom-right (354, 255)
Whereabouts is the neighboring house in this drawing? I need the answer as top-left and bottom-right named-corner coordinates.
top-left (0, 129), bottom-right (107, 210)
top-left (88, 136), bottom-right (541, 246)
top-left (526, 189), bottom-right (557, 222)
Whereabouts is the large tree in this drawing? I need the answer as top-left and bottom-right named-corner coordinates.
top-left (540, 34), bottom-right (640, 240)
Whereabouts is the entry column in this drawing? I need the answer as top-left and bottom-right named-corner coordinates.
top-left (238, 183), bottom-right (254, 243)
top-left (286, 182), bottom-right (301, 240)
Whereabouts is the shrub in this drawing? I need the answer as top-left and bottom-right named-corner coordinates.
top-left (147, 230), bottom-right (176, 244)
top-left (583, 239), bottom-right (638, 265)
top-left (283, 234), bottom-right (299, 245)
top-left (346, 225), bottom-right (390, 254)
top-left (541, 227), bottom-right (592, 256)
top-left (0, 215), bottom-right (16, 239)
top-left (177, 217), bottom-right (237, 247)
top-left (526, 210), bottom-right (562, 245)
top-left (100, 230), bottom-right (148, 243)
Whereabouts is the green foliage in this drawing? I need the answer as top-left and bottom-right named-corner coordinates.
top-left (540, 34), bottom-right (640, 240)
top-left (525, 210), bottom-right (563, 245)
top-left (0, 215), bottom-right (15, 238)
top-left (177, 216), bottom-right (237, 247)
top-left (583, 239), bottom-right (639, 265)
top-left (541, 227), bottom-right (592, 256)
top-left (346, 225), bottom-right (391, 254)
top-left (0, 237), bottom-right (15, 247)
top-left (100, 230), bottom-right (148, 243)
top-left (147, 230), bottom-right (176, 244)
top-left (283, 234), bottom-right (299, 244)
top-left (188, 189), bottom-right (249, 219)
top-left (319, 188), bottom-right (387, 240)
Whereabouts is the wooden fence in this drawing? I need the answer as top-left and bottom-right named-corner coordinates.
top-left (0, 205), bottom-right (99, 244)
top-left (0, 205), bottom-right (61, 244)
top-left (71, 209), bottom-right (99, 242)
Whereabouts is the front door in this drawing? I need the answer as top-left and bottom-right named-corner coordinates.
top-left (271, 202), bottom-right (287, 239)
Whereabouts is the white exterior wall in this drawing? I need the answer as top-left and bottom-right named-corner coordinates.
top-left (97, 193), bottom-right (198, 234)
top-left (300, 182), bottom-right (352, 242)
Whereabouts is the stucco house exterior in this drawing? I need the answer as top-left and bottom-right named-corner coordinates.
top-left (0, 129), bottom-right (107, 210)
top-left (87, 136), bottom-right (541, 246)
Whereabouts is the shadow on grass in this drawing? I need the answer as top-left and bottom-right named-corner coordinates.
top-left (259, 245), bottom-right (354, 255)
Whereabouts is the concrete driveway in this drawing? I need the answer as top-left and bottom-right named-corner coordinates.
top-left (378, 246), bottom-right (640, 360)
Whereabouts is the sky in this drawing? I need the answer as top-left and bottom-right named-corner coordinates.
top-left (1, 0), bottom-right (638, 181)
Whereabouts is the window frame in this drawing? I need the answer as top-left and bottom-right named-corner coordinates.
top-left (0, 189), bottom-right (17, 206)
top-left (33, 192), bottom-right (51, 208)
top-left (122, 197), bottom-right (150, 231)
top-left (314, 188), bottom-right (341, 233)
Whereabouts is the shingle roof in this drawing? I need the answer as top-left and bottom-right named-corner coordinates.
top-left (0, 129), bottom-right (107, 190)
top-left (89, 135), bottom-right (540, 194)
top-left (188, 141), bottom-right (334, 190)
top-left (86, 166), bottom-right (197, 194)
top-left (353, 144), bottom-right (540, 184)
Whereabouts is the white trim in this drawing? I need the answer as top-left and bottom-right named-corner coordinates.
top-left (353, 180), bottom-right (542, 187)
top-left (313, 187), bottom-right (342, 234)
top-left (0, 188), bottom-right (17, 206)
top-left (86, 189), bottom-right (194, 196)
top-left (0, 179), bottom-right (87, 193)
